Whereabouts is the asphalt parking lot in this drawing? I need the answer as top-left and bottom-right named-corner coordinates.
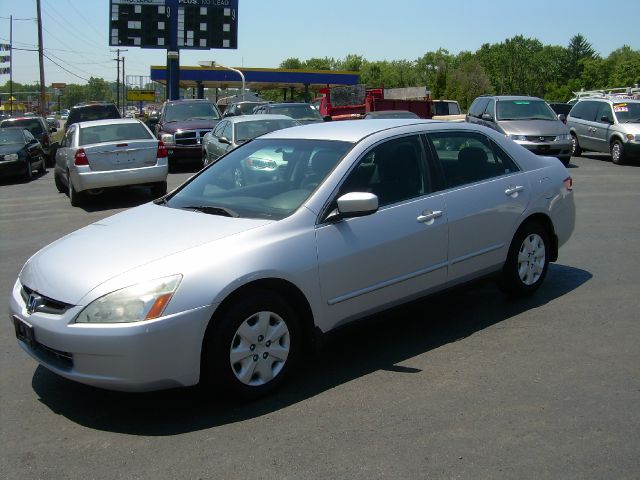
top-left (1, 153), bottom-right (639, 479)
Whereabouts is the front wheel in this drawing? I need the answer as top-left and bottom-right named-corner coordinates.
top-left (610, 140), bottom-right (625, 165)
top-left (498, 221), bottom-right (550, 297)
top-left (201, 290), bottom-right (301, 399)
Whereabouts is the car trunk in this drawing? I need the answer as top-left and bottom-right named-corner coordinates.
top-left (82, 140), bottom-right (158, 171)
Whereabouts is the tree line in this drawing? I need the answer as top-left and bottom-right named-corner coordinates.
top-left (2, 34), bottom-right (638, 111)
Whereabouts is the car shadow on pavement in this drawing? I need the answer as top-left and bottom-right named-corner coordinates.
top-left (31, 263), bottom-right (592, 436)
top-left (578, 153), bottom-right (640, 166)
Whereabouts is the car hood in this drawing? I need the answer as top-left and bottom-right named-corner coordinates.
top-left (19, 203), bottom-right (272, 304)
top-left (617, 122), bottom-right (640, 134)
top-left (499, 119), bottom-right (569, 136)
top-left (161, 119), bottom-right (220, 133)
top-left (0, 144), bottom-right (23, 155)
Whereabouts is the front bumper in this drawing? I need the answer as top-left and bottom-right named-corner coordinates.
top-left (515, 139), bottom-right (572, 161)
top-left (9, 279), bottom-right (214, 392)
top-left (0, 158), bottom-right (28, 178)
top-left (70, 162), bottom-right (168, 192)
top-left (165, 144), bottom-right (203, 160)
top-left (623, 141), bottom-right (640, 157)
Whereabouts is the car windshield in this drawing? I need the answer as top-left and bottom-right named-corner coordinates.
top-left (237, 102), bottom-right (265, 114)
top-left (165, 102), bottom-right (221, 122)
top-left (271, 105), bottom-right (323, 122)
top-left (234, 119), bottom-right (298, 143)
top-left (79, 122), bottom-right (154, 145)
top-left (496, 100), bottom-right (558, 121)
top-left (613, 102), bottom-right (640, 123)
top-left (0, 129), bottom-right (25, 144)
top-left (163, 138), bottom-right (352, 220)
top-left (1, 118), bottom-right (44, 135)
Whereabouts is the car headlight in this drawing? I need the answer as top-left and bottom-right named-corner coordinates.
top-left (160, 133), bottom-right (175, 144)
top-left (4, 153), bottom-right (19, 161)
top-left (555, 134), bottom-right (571, 141)
top-left (75, 275), bottom-right (182, 323)
top-left (508, 134), bottom-right (528, 141)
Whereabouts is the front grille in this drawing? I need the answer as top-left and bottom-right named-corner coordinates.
top-left (21, 285), bottom-right (73, 315)
top-left (526, 135), bottom-right (557, 143)
top-left (174, 129), bottom-right (211, 146)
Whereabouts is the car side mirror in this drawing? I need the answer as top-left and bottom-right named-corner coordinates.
top-left (218, 137), bottom-right (231, 145)
top-left (327, 192), bottom-right (379, 221)
top-left (147, 116), bottom-right (159, 127)
top-left (557, 114), bottom-right (567, 123)
top-left (482, 113), bottom-right (494, 121)
top-left (600, 115), bottom-right (613, 124)
top-left (50, 126), bottom-right (57, 133)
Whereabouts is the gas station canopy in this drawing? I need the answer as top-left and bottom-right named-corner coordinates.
top-left (150, 66), bottom-right (360, 90)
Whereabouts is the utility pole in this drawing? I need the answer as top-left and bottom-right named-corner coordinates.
top-left (112, 48), bottom-right (127, 113)
top-left (9, 15), bottom-right (13, 115)
top-left (36, 0), bottom-right (46, 115)
top-left (121, 56), bottom-right (126, 113)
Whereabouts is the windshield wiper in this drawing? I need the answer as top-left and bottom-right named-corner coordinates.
top-left (182, 205), bottom-right (239, 217)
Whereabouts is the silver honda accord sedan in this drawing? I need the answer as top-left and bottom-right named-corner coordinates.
top-left (9, 120), bottom-right (575, 398)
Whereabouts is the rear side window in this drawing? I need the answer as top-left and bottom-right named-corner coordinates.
top-left (468, 98), bottom-right (490, 118)
top-left (570, 101), bottom-right (598, 121)
top-left (428, 131), bottom-right (519, 189)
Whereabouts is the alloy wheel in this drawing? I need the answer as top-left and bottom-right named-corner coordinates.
top-left (517, 233), bottom-right (546, 286)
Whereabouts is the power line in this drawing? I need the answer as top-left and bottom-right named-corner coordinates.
top-left (43, 52), bottom-right (89, 82)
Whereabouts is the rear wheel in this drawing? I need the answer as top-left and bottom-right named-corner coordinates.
top-left (201, 290), bottom-right (301, 399)
top-left (499, 221), bottom-right (550, 297)
top-left (23, 160), bottom-right (33, 182)
top-left (610, 139), bottom-right (625, 165)
top-left (54, 169), bottom-right (66, 193)
top-left (68, 173), bottom-right (84, 207)
top-left (38, 156), bottom-right (47, 174)
top-left (570, 133), bottom-right (582, 157)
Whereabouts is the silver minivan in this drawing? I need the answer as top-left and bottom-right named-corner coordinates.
top-left (566, 97), bottom-right (640, 164)
top-left (466, 95), bottom-right (572, 165)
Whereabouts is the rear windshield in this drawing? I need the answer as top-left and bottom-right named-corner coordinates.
top-left (1, 118), bottom-right (44, 135)
top-left (496, 100), bottom-right (558, 121)
top-left (270, 105), bottom-right (323, 122)
top-left (0, 129), bottom-right (26, 144)
top-left (79, 122), bottom-right (154, 145)
top-left (68, 104), bottom-right (121, 125)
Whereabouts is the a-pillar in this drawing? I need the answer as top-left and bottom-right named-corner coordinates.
top-left (196, 81), bottom-right (204, 99)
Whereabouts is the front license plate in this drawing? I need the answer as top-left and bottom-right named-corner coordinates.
top-left (13, 316), bottom-right (35, 347)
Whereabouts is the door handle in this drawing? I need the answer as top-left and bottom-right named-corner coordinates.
top-left (505, 185), bottom-right (524, 196)
top-left (417, 210), bottom-right (443, 224)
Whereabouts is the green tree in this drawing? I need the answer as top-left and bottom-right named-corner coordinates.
top-left (566, 34), bottom-right (598, 79)
top-left (445, 60), bottom-right (493, 110)
top-left (279, 58), bottom-right (303, 70)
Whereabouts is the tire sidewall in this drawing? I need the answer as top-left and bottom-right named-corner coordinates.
top-left (201, 290), bottom-right (301, 399)
top-left (611, 140), bottom-right (624, 165)
top-left (501, 221), bottom-right (550, 297)
top-left (571, 133), bottom-right (582, 157)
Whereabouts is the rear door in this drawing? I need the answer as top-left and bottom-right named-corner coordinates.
top-left (427, 130), bottom-right (529, 280)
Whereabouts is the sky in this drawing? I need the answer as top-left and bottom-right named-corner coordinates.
top-left (1, 0), bottom-right (639, 86)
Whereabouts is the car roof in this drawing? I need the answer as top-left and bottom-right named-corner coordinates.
top-left (259, 118), bottom-right (488, 142)
top-left (226, 114), bottom-right (295, 123)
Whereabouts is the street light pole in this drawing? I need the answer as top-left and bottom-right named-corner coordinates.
top-left (198, 61), bottom-right (244, 98)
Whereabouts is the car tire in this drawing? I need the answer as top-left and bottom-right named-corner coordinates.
top-left (610, 139), bottom-right (625, 165)
top-left (151, 181), bottom-right (167, 198)
top-left (38, 156), bottom-right (47, 174)
top-left (498, 221), bottom-right (550, 297)
top-left (570, 133), bottom-right (582, 157)
top-left (68, 174), bottom-right (84, 207)
top-left (54, 168), bottom-right (67, 193)
top-left (201, 289), bottom-right (301, 400)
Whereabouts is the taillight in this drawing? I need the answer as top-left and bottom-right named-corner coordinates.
top-left (563, 176), bottom-right (573, 191)
top-left (42, 133), bottom-right (50, 146)
top-left (74, 148), bottom-right (89, 166)
top-left (157, 141), bottom-right (168, 158)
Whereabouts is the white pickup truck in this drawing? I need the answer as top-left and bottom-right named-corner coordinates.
top-left (431, 100), bottom-right (465, 122)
